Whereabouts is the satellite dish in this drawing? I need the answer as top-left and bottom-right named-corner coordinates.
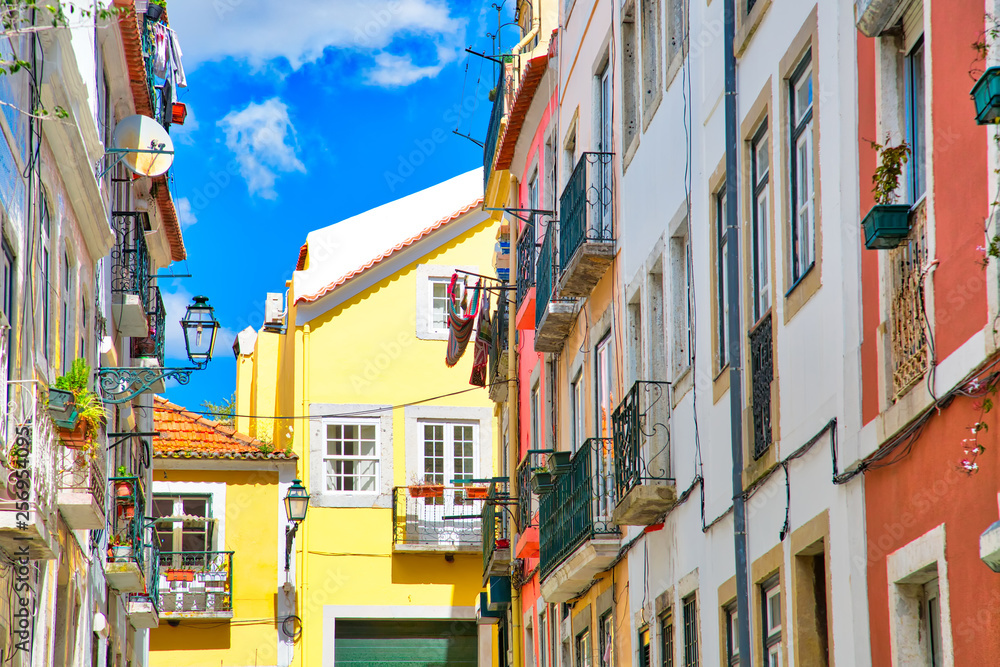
top-left (111, 114), bottom-right (174, 177)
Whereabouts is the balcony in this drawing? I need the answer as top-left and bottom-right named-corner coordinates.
top-left (158, 551), bottom-right (234, 619)
top-left (514, 456), bottom-right (539, 560)
top-left (483, 69), bottom-right (507, 189)
top-left (539, 440), bottom-right (619, 603)
top-left (0, 381), bottom-right (59, 559)
top-left (111, 212), bottom-right (151, 338)
top-left (56, 435), bottom-right (107, 530)
top-left (128, 542), bottom-right (161, 629)
top-left (611, 382), bottom-right (676, 526)
top-left (488, 295), bottom-right (509, 403)
top-left (481, 482), bottom-right (510, 584)
top-left (515, 224), bottom-right (536, 329)
top-left (130, 286), bottom-right (167, 393)
top-left (749, 313), bottom-right (774, 460)
top-left (535, 224), bottom-right (576, 352)
top-left (889, 201), bottom-right (928, 399)
top-left (392, 486), bottom-right (484, 553)
top-left (105, 475), bottom-right (148, 593)
top-left (558, 152), bottom-right (615, 297)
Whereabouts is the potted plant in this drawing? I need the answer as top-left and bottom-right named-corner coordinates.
top-left (547, 451), bottom-right (572, 475)
top-left (54, 359), bottom-right (108, 447)
top-left (408, 479), bottom-right (445, 499)
top-left (145, 0), bottom-right (166, 21)
top-left (465, 485), bottom-right (489, 500)
top-left (108, 535), bottom-right (133, 561)
top-left (530, 468), bottom-right (554, 494)
top-left (972, 67), bottom-right (1000, 124)
top-left (862, 138), bottom-right (912, 250)
top-left (115, 465), bottom-right (134, 497)
top-left (46, 387), bottom-right (78, 430)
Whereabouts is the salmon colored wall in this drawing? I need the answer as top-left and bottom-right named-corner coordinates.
top-left (928, 0), bottom-right (988, 356)
top-left (864, 394), bottom-right (1000, 664)
top-left (858, 33), bottom-right (880, 426)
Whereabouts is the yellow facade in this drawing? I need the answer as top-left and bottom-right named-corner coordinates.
top-left (238, 184), bottom-right (500, 666)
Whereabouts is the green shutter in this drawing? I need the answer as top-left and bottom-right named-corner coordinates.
top-left (335, 620), bottom-right (478, 667)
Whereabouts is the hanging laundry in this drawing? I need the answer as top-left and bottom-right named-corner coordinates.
top-left (152, 24), bottom-right (169, 79)
top-left (470, 291), bottom-right (492, 387)
top-left (167, 28), bottom-right (187, 88)
top-left (445, 275), bottom-right (480, 367)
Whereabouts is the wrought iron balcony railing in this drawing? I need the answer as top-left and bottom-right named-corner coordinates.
top-left (488, 293), bottom-right (509, 384)
top-left (111, 212), bottom-right (151, 313)
top-left (56, 427), bottom-right (108, 530)
top-left (127, 540), bottom-right (162, 626)
top-left (483, 69), bottom-right (507, 187)
top-left (392, 486), bottom-right (484, 551)
top-left (889, 201), bottom-right (928, 399)
top-left (539, 439), bottom-right (619, 579)
top-left (516, 457), bottom-right (533, 532)
top-left (749, 313), bottom-right (773, 460)
top-left (516, 222), bottom-right (536, 310)
top-left (158, 551), bottom-right (234, 616)
top-left (482, 481), bottom-right (510, 576)
top-left (131, 286), bottom-right (166, 366)
top-left (108, 475), bottom-right (147, 570)
top-left (611, 381), bottom-right (672, 500)
top-left (559, 152), bottom-right (614, 264)
top-left (0, 380), bottom-right (59, 559)
top-left (535, 224), bottom-right (556, 329)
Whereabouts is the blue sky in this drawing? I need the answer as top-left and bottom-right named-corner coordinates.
top-left (159, 0), bottom-right (513, 412)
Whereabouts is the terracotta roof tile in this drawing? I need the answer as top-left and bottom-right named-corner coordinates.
top-left (152, 396), bottom-right (296, 460)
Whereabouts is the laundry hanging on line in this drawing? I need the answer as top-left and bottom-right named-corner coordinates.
top-left (469, 291), bottom-right (491, 387)
top-left (445, 275), bottom-right (481, 368)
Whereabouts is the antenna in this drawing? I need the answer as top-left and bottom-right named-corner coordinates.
top-left (102, 115), bottom-right (175, 178)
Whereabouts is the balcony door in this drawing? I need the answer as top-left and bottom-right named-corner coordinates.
top-left (596, 63), bottom-right (613, 236)
top-left (153, 494), bottom-right (214, 569)
top-left (420, 422), bottom-right (478, 545)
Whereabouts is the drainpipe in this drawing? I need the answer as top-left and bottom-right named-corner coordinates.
top-left (511, 0), bottom-right (540, 58)
top-left (508, 202), bottom-right (523, 667)
top-left (722, 0), bottom-right (753, 662)
top-left (300, 323), bottom-right (311, 667)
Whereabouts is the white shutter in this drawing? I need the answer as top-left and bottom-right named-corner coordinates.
top-left (902, 0), bottom-right (924, 53)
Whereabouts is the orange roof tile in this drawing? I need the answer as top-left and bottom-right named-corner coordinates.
top-left (152, 396), bottom-right (296, 460)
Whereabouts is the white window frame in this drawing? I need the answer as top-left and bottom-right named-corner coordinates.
top-left (596, 335), bottom-right (614, 438)
top-left (418, 419), bottom-right (479, 485)
top-left (725, 603), bottom-right (739, 666)
top-left (789, 52), bottom-right (815, 283)
top-left (151, 481), bottom-right (227, 552)
top-left (716, 187), bottom-right (729, 371)
top-left (670, 229), bottom-right (693, 378)
top-left (905, 37), bottom-right (926, 203)
top-left (751, 123), bottom-right (771, 323)
top-left (323, 419), bottom-right (381, 494)
top-left (415, 264), bottom-right (477, 341)
top-left (761, 579), bottom-right (781, 666)
top-left (570, 370), bottom-right (585, 452)
top-left (404, 405), bottom-right (493, 490)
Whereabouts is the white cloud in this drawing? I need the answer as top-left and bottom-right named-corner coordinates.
top-left (365, 53), bottom-right (444, 87)
top-left (218, 98), bottom-right (306, 199)
top-left (176, 197), bottom-right (197, 229)
top-left (167, 0), bottom-right (465, 86)
top-left (161, 287), bottom-right (236, 363)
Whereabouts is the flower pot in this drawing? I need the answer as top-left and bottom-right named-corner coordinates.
top-left (972, 67), bottom-right (1000, 125)
top-left (115, 481), bottom-right (134, 497)
top-left (171, 102), bottom-right (187, 125)
top-left (48, 388), bottom-right (79, 430)
top-left (409, 484), bottom-right (444, 499)
top-left (110, 545), bottom-right (133, 561)
top-left (530, 469), bottom-right (553, 494)
top-left (862, 204), bottom-right (911, 250)
top-left (117, 503), bottom-right (135, 519)
top-left (548, 451), bottom-right (572, 475)
top-left (145, 3), bottom-right (164, 21)
top-left (465, 486), bottom-right (489, 500)
top-left (59, 421), bottom-right (90, 448)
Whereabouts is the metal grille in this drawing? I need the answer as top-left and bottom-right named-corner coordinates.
top-left (682, 595), bottom-right (699, 667)
top-left (516, 457), bottom-right (532, 532)
top-left (535, 224), bottom-right (556, 329)
top-left (391, 486), bottom-right (484, 550)
top-left (131, 287), bottom-right (166, 366)
top-left (111, 212), bottom-right (151, 313)
top-left (516, 223), bottom-right (536, 309)
top-left (661, 611), bottom-right (674, 667)
top-left (158, 551), bottom-right (234, 614)
top-left (889, 202), bottom-right (928, 398)
top-left (749, 312), bottom-right (773, 460)
top-left (488, 294), bottom-right (509, 383)
top-left (559, 151), bottom-right (614, 266)
top-left (481, 481), bottom-right (509, 574)
top-left (611, 381), bottom-right (672, 499)
top-left (109, 475), bottom-right (148, 572)
top-left (483, 68), bottom-right (507, 187)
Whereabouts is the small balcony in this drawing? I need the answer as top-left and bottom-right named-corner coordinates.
top-left (488, 295), bottom-right (509, 403)
top-left (105, 475), bottom-right (148, 593)
top-left (128, 543), bottom-right (161, 629)
top-left (392, 486), bottom-right (484, 554)
top-left (158, 551), bottom-right (234, 619)
top-left (749, 313), bottom-right (774, 460)
top-left (558, 152), bottom-right (615, 298)
top-left (539, 439), bottom-right (619, 603)
top-left (56, 434), bottom-right (107, 530)
top-left (611, 382), bottom-right (676, 526)
top-left (535, 225), bottom-right (575, 353)
top-left (889, 200), bottom-right (928, 399)
top-left (0, 381), bottom-right (59, 559)
top-left (483, 69), bottom-right (508, 189)
top-left (481, 482), bottom-right (510, 584)
top-left (130, 286), bottom-right (167, 393)
top-left (515, 224), bottom-right (536, 329)
top-left (111, 212), bottom-right (151, 338)
top-left (514, 456), bottom-right (539, 560)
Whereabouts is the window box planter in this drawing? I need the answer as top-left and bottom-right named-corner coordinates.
top-left (171, 102), bottom-right (188, 125)
top-left (59, 421), bottom-right (91, 448)
top-left (530, 469), bottom-right (553, 494)
top-left (48, 388), bottom-right (79, 430)
top-left (408, 484), bottom-right (444, 499)
top-left (862, 204), bottom-right (911, 250)
top-left (108, 545), bottom-right (133, 561)
top-left (972, 67), bottom-right (1000, 125)
top-left (465, 486), bottom-right (489, 500)
top-left (548, 451), bottom-right (572, 475)
top-left (166, 569), bottom-right (196, 582)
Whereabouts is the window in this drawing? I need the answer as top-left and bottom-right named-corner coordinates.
top-left (550, 605), bottom-right (560, 667)
top-left (0, 240), bottom-right (14, 379)
top-left (80, 296), bottom-right (87, 362)
top-left (61, 250), bottom-right (72, 374)
top-left (39, 194), bottom-right (50, 361)
top-left (905, 37), bottom-right (925, 203)
top-left (751, 124), bottom-right (770, 322)
top-left (324, 422), bottom-right (379, 492)
top-left (660, 609), bottom-right (674, 667)
top-left (429, 278), bottom-right (450, 333)
top-left (621, 3), bottom-right (639, 153)
top-left (640, 0), bottom-right (661, 112)
top-left (417, 266), bottom-right (469, 341)
top-left (576, 628), bottom-right (592, 667)
top-left (528, 170), bottom-right (540, 217)
top-left (421, 422), bottom-right (477, 502)
top-left (152, 494), bottom-right (213, 554)
top-left (597, 63), bottom-right (613, 232)
top-left (570, 371), bottom-right (585, 451)
top-left (923, 578), bottom-right (942, 667)
top-left (648, 268), bottom-right (666, 379)
top-left (761, 581), bottom-right (781, 667)
top-left (628, 297), bottom-right (643, 385)
top-left (682, 594), bottom-right (698, 667)
top-left (669, 230), bottom-right (692, 376)
top-left (725, 604), bottom-right (740, 666)
top-left (716, 187), bottom-right (729, 370)
top-left (789, 52), bottom-right (815, 282)
top-left (596, 335), bottom-right (614, 437)
top-left (599, 612), bottom-right (613, 667)
top-left (540, 610), bottom-right (548, 667)
top-left (638, 626), bottom-right (651, 667)
top-left (531, 382), bottom-right (541, 450)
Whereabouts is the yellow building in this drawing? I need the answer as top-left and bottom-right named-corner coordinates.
top-left (235, 168), bottom-right (499, 666)
top-left (148, 397), bottom-right (298, 667)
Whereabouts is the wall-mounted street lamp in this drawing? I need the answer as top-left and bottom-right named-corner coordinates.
top-left (98, 295), bottom-right (221, 404)
top-left (285, 478), bottom-right (309, 572)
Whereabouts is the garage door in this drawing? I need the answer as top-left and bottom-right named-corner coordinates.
top-left (335, 619), bottom-right (478, 666)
